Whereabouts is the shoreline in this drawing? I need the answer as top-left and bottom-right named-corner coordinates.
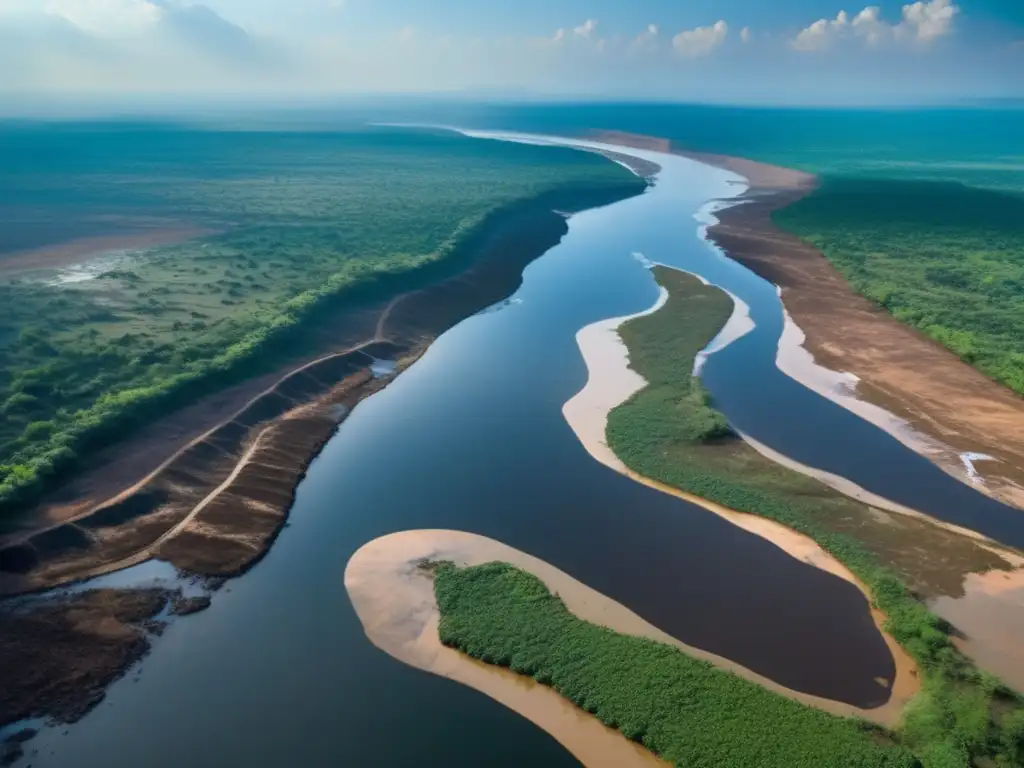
top-left (561, 274), bottom-right (917, 725)
top-left (0, 178), bottom-right (649, 735)
top-left (345, 530), bottom-right (669, 768)
top-left (1, 181), bottom-right (646, 597)
top-left (593, 130), bottom-right (1024, 512)
top-left (344, 529), bottom-right (907, 768)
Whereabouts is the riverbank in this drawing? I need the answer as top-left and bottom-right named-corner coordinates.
top-left (564, 263), bottom-right (1023, 765)
top-left (595, 130), bottom-right (1024, 512)
top-left (0, 181), bottom-right (645, 597)
top-left (345, 530), bottom-right (670, 768)
top-left (0, 179), bottom-right (647, 739)
top-left (598, 131), bottom-right (1024, 512)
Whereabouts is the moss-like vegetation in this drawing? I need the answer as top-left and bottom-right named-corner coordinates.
top-left (604, 266), bottom-right (1024, 767)
top-left (774, 178), bottom-right (1024, 395)
top-left (435, 561), bottom-right (918, 768)
top-left (0, 125), bottom-right (643, 518)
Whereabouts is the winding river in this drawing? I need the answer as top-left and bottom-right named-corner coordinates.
top-left (14, 133), bottom-right (1020, 767)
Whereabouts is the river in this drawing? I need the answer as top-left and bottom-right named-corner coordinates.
top-left (13, 133), bottom-right (1007, 767)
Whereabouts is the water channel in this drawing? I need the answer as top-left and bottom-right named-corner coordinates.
top-left (15, 134), bottom-right (1018, 767)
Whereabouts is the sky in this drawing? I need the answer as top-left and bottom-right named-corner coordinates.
top-left (0, 0), bottom-right (1022, 107)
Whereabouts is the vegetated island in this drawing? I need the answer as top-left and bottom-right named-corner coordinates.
top-left (594, 266), bottom-right (1023, 766)
top-left (406, 267), bottom-right (1024, 768)
top-left (0, 128), bottom-right (647, 732)
top-left (595, 130), bottom-right (1024, 512)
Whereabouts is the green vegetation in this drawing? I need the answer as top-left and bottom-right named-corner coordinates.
top-left (435, 560), bottom-right (917, 768)
top-left (602, 266), bottom-right (1024, 767)
top-left (0, 125), bottom-right (643, 518)
top-left (774, 178), bottom-right (1024, 395)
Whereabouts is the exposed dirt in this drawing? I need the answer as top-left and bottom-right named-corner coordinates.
top-left (0, 588), bottom-right (171, 728)
top-left (0, 226), bottom-right (218, 276)
top-left (594, 130), bottom-right (1024, 511)
top-left (0, 183), bottom-right (643, 595)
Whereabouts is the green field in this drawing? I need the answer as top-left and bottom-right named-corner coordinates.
top-left (773, 178), bottom-right (1024, 395)
top-left (435, 561), bottom-right (917, 768)
top-left (0, 125), bottom-right (642, 517)
top-left (602, 266), bottom-right (1024, 768)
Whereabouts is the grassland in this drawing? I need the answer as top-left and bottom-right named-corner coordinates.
top-left (0, 125), bottom-right (643, 519)
top-left (773, 178), bottom-right (1024, 396)
top-left (435, 560), bottom-right (918, 768)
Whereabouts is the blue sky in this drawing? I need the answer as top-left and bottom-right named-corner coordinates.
top-left (0, 0), bottom-right (1021, 105)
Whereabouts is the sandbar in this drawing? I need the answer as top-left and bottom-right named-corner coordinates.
top-left (560, 283), bottom-right (916, 725)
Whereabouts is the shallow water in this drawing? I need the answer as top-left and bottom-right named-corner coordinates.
top-left (17, 142), bottom-right (900, 767)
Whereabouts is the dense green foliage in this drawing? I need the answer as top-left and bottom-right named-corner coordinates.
top-left (603, 267), bottom-right (1024, 767)
top-left (774, 178), bottom-right (1024, 395)
top-left (0, 126), bottom-right (642, 516)
top-left (435, 561), bottom-right (918, 768)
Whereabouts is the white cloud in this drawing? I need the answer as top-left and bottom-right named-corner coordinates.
top-left (631, 23), bottom-right (659, 50)
top-left (573, 18), bottom-right (597, 40)
top-left (791, 0), bottom-right (958, 52)
top-left (902, 0), bottom-right (958, 41)
top-left (16, 0), bottom-right (166, 36)
top-left (552, 27), bottom-right (565, 43)
top-left (672, 20), bottom-right (728, 58)
top-left (791, 11), bottom-right (848, 51)
top-left (397, 24), bottom-right (414, 42)
top-left (740, 26), bottom-right (751, 43)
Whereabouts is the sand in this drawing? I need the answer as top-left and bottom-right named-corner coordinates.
top-left (560, 279), bottom-right (917, 725)
top-left (346, 527), bottom-right (913, 768)
top-left (345, 530), bottom-right (670, 768)
top-left (592, 130), bottom-right (1024, 512)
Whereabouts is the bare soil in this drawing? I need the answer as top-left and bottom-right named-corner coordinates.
top-left (1, 185), bottom-right (641, 595)
top-left (0, 588), bottom-right (171, 728)
top-left (0, 226), bottom-right (217, 276)
top-left (595, 130), bottom-right (1024, 511)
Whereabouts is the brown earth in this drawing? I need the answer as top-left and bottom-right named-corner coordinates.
top-left (0, 226), bottom-right (218, 276)
top-left (595, 130), bottom-right (1024, 511)
top-left (0, 588), bottom-right (172, 728)
top-left (0, 181), bottom-right (645, 596)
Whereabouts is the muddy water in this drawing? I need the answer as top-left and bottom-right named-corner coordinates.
top-left (24, 147), bottom-right (895, 767)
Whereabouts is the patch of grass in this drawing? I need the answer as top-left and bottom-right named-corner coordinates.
top-left (774, 178), bottom-right (1024, 395)
top-left (602, 266), bottom-right (1024, 767)
top-left (435, 561), bottom-right (918, 768)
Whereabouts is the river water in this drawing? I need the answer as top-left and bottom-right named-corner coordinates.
top-left (15, 135), bottom-right (1012, 767)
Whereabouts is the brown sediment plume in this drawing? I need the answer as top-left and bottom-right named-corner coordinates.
top-left (593, 129), bottom-right (1024, 511)
top-left (930, 549), bottom-right (1024, 694)
top-left (345, 529), bottom-right (911, 768)
top-left (561, 284), bottom-right (918, 725)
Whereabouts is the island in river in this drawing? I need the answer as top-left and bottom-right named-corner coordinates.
top-left (349, 264), bottom-right (1023, 768)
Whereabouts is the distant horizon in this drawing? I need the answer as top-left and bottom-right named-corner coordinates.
top-left (1, 0), bottom-right (1021, 110)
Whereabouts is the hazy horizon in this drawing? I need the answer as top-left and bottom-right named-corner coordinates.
top-left (1, 0), bottom-right (1022, 114)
